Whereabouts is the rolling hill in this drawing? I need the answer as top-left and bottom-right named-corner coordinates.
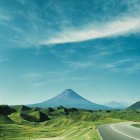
top-left (0, 114), bottom-right (13, 124)
top-left (127, 101), bottom-right (140, 110)
top-left (0, 105), bottom-right (15, 115)
top-left (12, 105), bottom-right (31, 112)
top-left (28, 89), bottom-right (109, 110)
top-left (0, 104), bottom-right (140, 139)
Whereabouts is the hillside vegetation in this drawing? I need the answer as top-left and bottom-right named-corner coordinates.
top-left (127, 101), bottom-right (140, 111)
top-left (0, 105), bottom-right (139, 139)
top-left (132, 124), bottom-right (140, 128)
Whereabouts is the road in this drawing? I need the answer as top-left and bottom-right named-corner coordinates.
top-left (98, 122), bottom-right (140, 140)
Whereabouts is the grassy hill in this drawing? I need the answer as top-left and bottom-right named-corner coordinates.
top-left (0, 105), bottom-right (15, 115)
top-left (11, 105), bottom-right (31, 112)
top-left (0, 114), bottom-right (13, 124)
top-left (127, 101), bottom-right (140, 111)
top-left (29, 111), bottom-right (50, 122)
top-left (132, 124), bottom-right (140, 128)
top-left (106, 109), bottom-right (140, 122)
top-left (0, 105), bottom-right (140, 139)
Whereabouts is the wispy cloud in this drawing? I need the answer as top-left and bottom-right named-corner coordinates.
top-left (95, 58), bottom-right (140, 73)
top-left (1, 0), bottom-right (139, 48)
top-left (63, 57), bottom-right (139, 73)
top-left (32, 76), bottom-right (89, 87)
top-left (17, 0), bottom-right (26, 5)
top-left (126, 63), bottom-right (140, 73)
top-left (99, 58), bottom-right (133, 68)
top-left (65, 61), bottom-right (94, 69)
top-left (0, 57), bottom-right (10, 62)
top-left (94, 48), bottom-right (124, 57)
top-left (32, 78), bottom-right (65, 87)
top-left (24, 73), bottom-right (41, 79)
top-left (0, 14), bottom-right (11, 21)
top-left (43, 16), bottom-right (140, 44)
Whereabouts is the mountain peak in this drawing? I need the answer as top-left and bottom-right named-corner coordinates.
top-left (64, 89), bottom-right (75, 94)
top-left (28, 89), bottom-right (110, 110)
top-left (60, 89), bottom-right (81, 99)
top-left (64, 89), bottom-right (74, 92)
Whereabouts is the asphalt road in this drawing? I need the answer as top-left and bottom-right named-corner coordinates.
top-left (98, 122), bottom-right (140, 140)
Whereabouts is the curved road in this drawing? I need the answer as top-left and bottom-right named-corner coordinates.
top-left (98, 122), bottom-right (140, 140)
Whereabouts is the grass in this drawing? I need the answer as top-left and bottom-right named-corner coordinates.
top-left (0, 105), bottom-right (140, 140)
top-left (132, 124), bottom-right (140, 128)
top-left (0, 119), bottom-right (100, 140)
top-left (0, 117), bottom-right (124, 140)
top-left (0, 117), bottom-right (123, 140)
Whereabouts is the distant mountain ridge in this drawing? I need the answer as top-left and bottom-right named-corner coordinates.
top-left (28, 89), bottom-right (109, 110)
top-left (103, 101), bottom-right (130, 109)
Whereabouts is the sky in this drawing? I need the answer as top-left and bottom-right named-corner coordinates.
top-left (0, 0), bottom-right (140, 105)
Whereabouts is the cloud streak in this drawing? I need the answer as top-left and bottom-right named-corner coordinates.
top-left (32, 76), bottom-right (89, 87)
top-left (43, 16), bottom-right (140, 44)
top-left (64, 61), bottom-right (94, 69)
top-left (24, 73), bottom-right (41, 79)
top-left (1, 0), bottom-right (140, 48)
top-left (126, 63), bottom-right (140, 73)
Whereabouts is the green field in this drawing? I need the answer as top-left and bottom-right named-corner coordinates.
top-left (132, 124), bottom-right (140, 128)
top-left (0, 105), bottom-right (140, 140)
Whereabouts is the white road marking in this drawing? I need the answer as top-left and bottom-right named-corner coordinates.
top-left (111, 124), bottom-right (140, 140)
top-left (97, 127), bottom-right (103, 140)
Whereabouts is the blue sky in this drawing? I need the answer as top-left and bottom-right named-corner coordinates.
top-left (0, 0), bottom-right (140, 105)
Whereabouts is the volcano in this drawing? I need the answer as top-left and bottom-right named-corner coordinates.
top-left (28, 89), bottom-right (109, 110)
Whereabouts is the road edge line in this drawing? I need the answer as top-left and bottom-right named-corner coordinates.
top-left (111, 124), bottom-right (140, 140)
top-left (97, 127), bottom-right (103, 140)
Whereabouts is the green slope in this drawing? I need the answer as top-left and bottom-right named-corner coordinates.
top-left (0, 114), bottom-right (13, 124)
top-left (127, 101), bottom-right (140, 111)
top-left (29, 111), bottom-right (50, 122)
top-left (132, 124), bottom-right (140, 128)
top-left (0, 105), bottom-right (140, 139)
top-left (12, 105), bottom-right (31, 112)
top-left (0, 105), bottom-right (15, 115)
